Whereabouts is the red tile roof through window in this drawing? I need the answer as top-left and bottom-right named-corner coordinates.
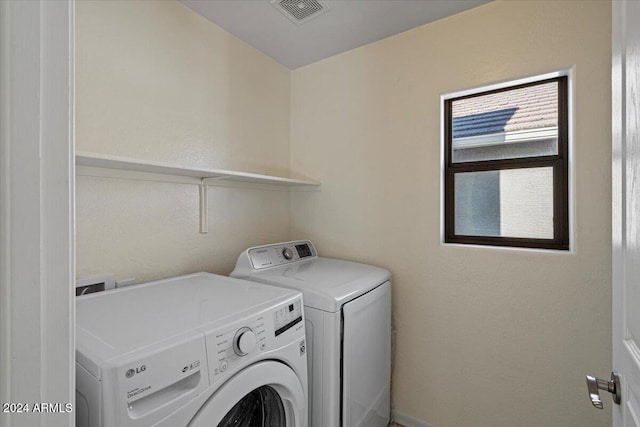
top-left (452, 82), bottom-right (558, 139)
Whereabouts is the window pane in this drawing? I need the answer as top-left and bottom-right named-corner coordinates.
top-left (454, 167), bottom-right (554, 239)
top-left (451, 81), bottom-right (559, 163)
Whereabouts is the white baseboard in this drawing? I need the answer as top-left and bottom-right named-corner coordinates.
top-left (392, 411), bottom-right (435, 427)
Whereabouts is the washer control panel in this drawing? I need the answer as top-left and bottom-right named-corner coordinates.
top-left (248, 240), bottom-right (317, 270)
top-left (211, 315), bottom-right (267, 378)
top-left (273, 299), bottom-right (302, 337)
top-left (208, 296), bottom-right (304, 381)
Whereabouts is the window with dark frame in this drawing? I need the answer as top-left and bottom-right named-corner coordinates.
top-left (444, 76), bottom-right (569, 250)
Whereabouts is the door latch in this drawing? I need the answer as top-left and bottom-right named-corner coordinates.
top-left (586, 372), bottom-right (621, 409)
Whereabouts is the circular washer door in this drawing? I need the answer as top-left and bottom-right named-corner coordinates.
top-left (188, 361), bottom-right (306, 427)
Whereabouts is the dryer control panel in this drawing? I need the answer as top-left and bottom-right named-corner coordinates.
top-left (247, 240), bottom-right (317, 270)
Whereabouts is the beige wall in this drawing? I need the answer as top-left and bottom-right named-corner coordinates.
top-left (75, 0), bottom-right (292, 282)
top-left (290, 1), bottom-right (612, 426)
top-left (77, 1), bottom-right (612, 425)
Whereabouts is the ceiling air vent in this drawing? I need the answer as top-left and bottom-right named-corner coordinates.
top-left (271, 0), bottom-right (329, 25)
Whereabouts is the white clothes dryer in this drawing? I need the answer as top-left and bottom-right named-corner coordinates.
top-left (75, 272), bottom-right (308, 427)
top-left (231, 241), bottom-right (391, 427)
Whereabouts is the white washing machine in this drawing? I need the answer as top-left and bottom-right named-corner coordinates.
top-left (231, 240), bottom-right (391, 427)
top-left (75, 272), bottom-right (308, 427)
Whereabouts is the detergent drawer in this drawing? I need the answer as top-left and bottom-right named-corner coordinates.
top-left (101, 331), bottom-right (209, 427)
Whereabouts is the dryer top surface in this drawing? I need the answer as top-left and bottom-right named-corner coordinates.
top-left (236, 257), bottom-right (390, 312)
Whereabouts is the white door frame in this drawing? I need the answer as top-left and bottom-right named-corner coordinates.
top-left (0, 1), bottom-right (75, 427)
top-left (612, 1), bottom-right (640, 426)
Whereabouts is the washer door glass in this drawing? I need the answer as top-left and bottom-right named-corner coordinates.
top-left (187, 361), bottom-right (305, 427)
top-left (218, 385), bottom-right (285, 426)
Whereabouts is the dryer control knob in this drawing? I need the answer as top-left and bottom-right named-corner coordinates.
top-left (233, 327), bottom-right (256, 356)
top-left (282, 248), bottom-right (294, 260)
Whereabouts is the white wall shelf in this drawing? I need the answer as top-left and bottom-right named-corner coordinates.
top-left (75, 151), bottom-right (320, 233)
top-left (76, 151), bottom-right (320, 187)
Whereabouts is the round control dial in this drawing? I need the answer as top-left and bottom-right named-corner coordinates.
top-left (282, 247), bottom-right (294, 260)
top-left (233, 327), bottom-right (256, 356)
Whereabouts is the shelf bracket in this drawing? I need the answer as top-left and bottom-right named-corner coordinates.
top-left (198, 176), bottom-right (231, 234)
top-left (199, 181), bottom-right (208, 234)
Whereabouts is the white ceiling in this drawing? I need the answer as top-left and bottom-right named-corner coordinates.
top-left (179, 0), bottom-right (492, 70)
